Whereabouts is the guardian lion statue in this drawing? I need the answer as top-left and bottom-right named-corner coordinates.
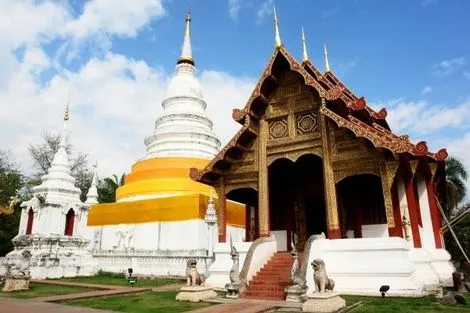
top-left (186, 259), bottom-right (205, 287)
top-left (312, 258), bottom-right (334, 293)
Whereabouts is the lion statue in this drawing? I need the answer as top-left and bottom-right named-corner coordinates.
top-left (312, 258), bottom-right (334, 293)
top-left (186, 259), bottom-right (205, 287)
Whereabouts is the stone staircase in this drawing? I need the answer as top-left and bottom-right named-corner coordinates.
top-left (243, 251), bottom-right (292, 300)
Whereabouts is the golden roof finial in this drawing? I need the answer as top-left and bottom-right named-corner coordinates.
top-left (64, 103), bottom-right (70, 121)
top-left (324, 43), bottom-right (331, 72)
top-left (273, 5), bottom-right (282, 48)
top-left (178, 10), bottom-right (194, 65)
top-left (301, 27), bottom-right (309, 62)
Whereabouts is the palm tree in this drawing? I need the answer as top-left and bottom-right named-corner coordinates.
top-left (446, 156), bottom-right (468, 218)
top-left (97, 173), bottom-right (125, 203)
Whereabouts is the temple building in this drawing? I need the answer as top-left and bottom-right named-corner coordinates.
top-left (192, 11), bottom-right (454, 297)
top-left (86, 13), bottom-right (245, 276)
top-left (0, 107), bottom-right (96, 279)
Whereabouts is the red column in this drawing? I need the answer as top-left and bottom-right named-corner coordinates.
top-left (389, 181), bottom-right (404, 237)
top-left (401, 157), bottom-right (422, 248)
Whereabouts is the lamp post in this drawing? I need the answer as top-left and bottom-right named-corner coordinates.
top-left (204, 196), bottom-right (218, 257)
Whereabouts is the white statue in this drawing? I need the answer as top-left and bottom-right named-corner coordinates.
top-left (312, 258), bottom-right (335, 293)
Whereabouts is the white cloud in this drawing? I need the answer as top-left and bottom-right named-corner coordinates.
top-left (432, 57), bottom-right (467, 76)
top-left (65, 0), bottom-right (165, 40)
top-left (421, 85), bottom-right (432, 95)
top-left (372, 98), bottom-right (470, 134)
top-left (228, 0), bottom-right (242, 21)
top-left (256, 0), bottom-right (273, 23)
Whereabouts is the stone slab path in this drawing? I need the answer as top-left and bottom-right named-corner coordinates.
top-left (0, 297), bottom-right (118, 313)
top-left (188, 298), bottom-right (302, 313)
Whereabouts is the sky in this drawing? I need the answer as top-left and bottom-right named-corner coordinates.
top-left (0, 0), bottom-right (469, 192)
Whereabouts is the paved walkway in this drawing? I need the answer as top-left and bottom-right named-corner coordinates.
top-left (188, 298), bottom-right (302, 313)
top-left (0, 297), bottom-right (118, 313)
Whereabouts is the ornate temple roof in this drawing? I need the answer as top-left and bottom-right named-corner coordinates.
top-left (190, 44), bottom-right (448, 183)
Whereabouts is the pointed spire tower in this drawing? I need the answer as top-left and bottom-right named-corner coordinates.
top-left (33, 104), bottom-right (81, 204)
top-left (301, 27), bottom-right (309, 62)
top-left (178, 11), bottom-right (194, 66)
top-left (144, 12), bottom-right (221, 159)
top-left (324, 44), bottom-right (331, 72)
top-left (273, 6), bottom-right (282, 48)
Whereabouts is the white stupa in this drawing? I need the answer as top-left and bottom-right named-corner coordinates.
top-left (2, 105), bottom-right (96, 279)
top-left (144, 12), bottom-right (220, 159)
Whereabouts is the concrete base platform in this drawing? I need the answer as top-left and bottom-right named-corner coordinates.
top-left (302, 292), bottom-right (346, 313)
top-left (176, 286), bottom-right (217, 302)
top-left (2, 277), bottom-right (30, 292)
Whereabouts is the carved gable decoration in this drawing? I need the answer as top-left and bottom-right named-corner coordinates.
top-left (269, 117), bottom-right (289, 139)
top-left (296, 112), bottom-right (318, 135)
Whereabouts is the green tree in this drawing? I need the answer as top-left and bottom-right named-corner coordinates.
top-left (0, 151), bottom-right (25, 256)
top-left (97, 174), bottom-right (125, 203)
top-left (445, 156), bottom-right (468, 218)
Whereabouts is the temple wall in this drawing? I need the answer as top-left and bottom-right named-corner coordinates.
top-left (303, 237), bottom-right (453, 296)
top-left (90, 220), bottom-right (244, 252)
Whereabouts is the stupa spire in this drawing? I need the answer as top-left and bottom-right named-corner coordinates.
top-left (273, 6), bottom-right (282, 48)
top-left (59, 104), bottom-right (70, 149)
top-left (301, 27), bottom-right (309, 62)
top-left (178, 10), bottom-right (194, 65)
top-left (85, 163), bottom-right (99, 205)
top-left (324, 43), bottom-right (331, 72)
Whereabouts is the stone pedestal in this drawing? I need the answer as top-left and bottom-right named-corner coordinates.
top-left (2, 277), bottom-right (30, 292)
top-left (302, 292), bottom-right (346, 313)
top-left (225, 283), bottom-right (239, 299)
top-left (285, 285), bottom-right (307, 302)
top-left (175, 286), bottom-right (217, 302)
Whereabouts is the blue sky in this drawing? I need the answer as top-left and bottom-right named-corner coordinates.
top-left (0, 0), bottom-right (469, 191)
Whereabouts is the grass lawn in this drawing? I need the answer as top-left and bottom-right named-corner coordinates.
top-left (55, 272), bottom-right (184, 288)
top-left (0, 283), bottom-right (90, 299)
top-left (66, 291), bottom-right (212, 313)
top-left (341, 295), bottom-right (470, 313)
top-left (271, 294), bottom-right (470, 313)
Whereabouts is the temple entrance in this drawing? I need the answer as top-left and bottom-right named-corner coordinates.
top-left (268, 154), bottom-right (326, 251)
top-left (337, 174), bottom-right (387, 238)
top-left (64, 208), bottom-right (75, 236)
top-left (226, 188), bottom-right (259, 242)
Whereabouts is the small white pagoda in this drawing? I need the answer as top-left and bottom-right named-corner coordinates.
top-left (3, 106), bottom-right (96, 279)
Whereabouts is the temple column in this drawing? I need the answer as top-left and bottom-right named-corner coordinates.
top-left (426, 162), bottom-right (443, 248)
top-left (416, 172), bottom-right (435, 249)
top-left (400, 156), bottom-right (422, 248)
top-left (320, 99), bottom-right (340, 239)
top-left (390, 181), bottom-right (404, 238)
top-left (215, 182), bottom-right (227, 242)
top-left (380, 161), bottom-right (399, 236)
top-left (258, 118), bottom-right (270, 237)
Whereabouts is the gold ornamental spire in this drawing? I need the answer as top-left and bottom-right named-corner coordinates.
top-left (178, 10), bottom-right (194, 65)
top-left (301, 27), bottom-right (309, 62)
top-left (64, 103), bottom-right (70, 121)
top-left (324, 43), bottom-right (331, 72)
top-left (273, 5), bottom-right (282, 48)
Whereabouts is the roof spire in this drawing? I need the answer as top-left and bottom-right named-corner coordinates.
top-left (177, 10), bottom-right (194, 66)
top-left (301, 27), bottom-right (309, 62)
top-left (324, 43), bottom-right (331, 72)
top-left (59, 103), bottom-right (69, 148)
top-left (273, 5), bottom-right (282, 48)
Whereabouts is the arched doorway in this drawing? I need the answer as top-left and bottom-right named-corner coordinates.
top-left (226, 188), bottom-right (259, 242)
top-left (26, 208), bottom-right (34, 235)
top-left (64, 209), bottom-right (75, 236)
top-left (337, 174), bottom-right (387, 238)
top-left (268, 154), bottom-right (326, 250)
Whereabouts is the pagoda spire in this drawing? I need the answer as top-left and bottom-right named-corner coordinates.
top-left (324, 43), bottom-right (331, 72)
top-left (273, 5), bottom-right (282, 48)
top-left (59, 103), bottom-right (70, 149)
top-left (178, 10), bottom-right (194, 66)
top-left (301, 27), bottom-right (309, 62)
top-left (85, 163), bottom-right (99, 205)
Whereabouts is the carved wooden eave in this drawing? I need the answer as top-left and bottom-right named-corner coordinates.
top-left (190, 45), bottom-right (448, 184)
